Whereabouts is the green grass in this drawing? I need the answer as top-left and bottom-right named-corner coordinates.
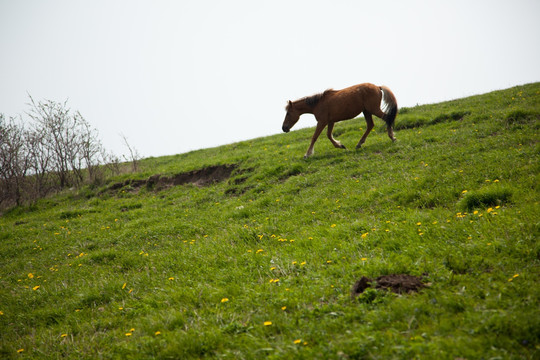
top-left (1, 83), bottom-right (539, 359)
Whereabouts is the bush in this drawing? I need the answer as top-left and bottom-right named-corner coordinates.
top-left (0, 97), bottom-right (121, 209)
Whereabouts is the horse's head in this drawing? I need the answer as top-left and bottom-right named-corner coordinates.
top-left (282, 101), bottom-right (300, 133)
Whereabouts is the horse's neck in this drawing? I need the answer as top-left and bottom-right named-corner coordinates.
top-left (293, 101), bottom-right (314, 114)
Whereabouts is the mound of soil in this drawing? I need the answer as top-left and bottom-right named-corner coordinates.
top-left (108, 164), bottom-right (237, 192)
top-left (351, 274), bottom-right (426, 298)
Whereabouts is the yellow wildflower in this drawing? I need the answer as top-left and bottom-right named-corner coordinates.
top-left (221, 298), bottom-right (229, 303)
top-left (263, 321), bottom-right (272, 326)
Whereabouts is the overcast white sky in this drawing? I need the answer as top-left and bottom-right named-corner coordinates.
top-left (1, 0), bottom-right (539, 158)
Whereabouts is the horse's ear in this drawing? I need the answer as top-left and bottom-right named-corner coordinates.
top-left (287, 100), bottom-right (293, 109)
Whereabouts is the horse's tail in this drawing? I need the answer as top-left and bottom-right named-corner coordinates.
top-left (380, 86), bottom-right (398, 129)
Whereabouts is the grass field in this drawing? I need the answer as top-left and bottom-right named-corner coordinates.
top-left (1, 83), bottom-right (539, 359)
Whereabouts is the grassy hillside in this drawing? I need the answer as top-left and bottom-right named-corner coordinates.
top-left (1, 83), bottom-right (539, 359)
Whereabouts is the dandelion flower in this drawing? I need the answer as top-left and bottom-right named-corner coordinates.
top-left (331, 224), bottom-right (336, 228)
top-left (168, 277), bottom-right (175, 281)
top-left (281, 306), bottom-right (287, 310)
top-left (294, 339), bottom-right (302, 344)
top-left (300, 261), bottom-right (306, 266)
top-left (221, 298), bottom-right (229, 303)
top-left (122, 283), bottom-right (127, 289)
top-left (361, 257), bottom-right (367, 261)
top-left (61, 334), bottom-right (67, 338)
top-left (28, 273), bottom-right (34, 279)
top-left (17, 349), bottom-right (24, 353)
top-left (125, 332), bottom-right (132, 337)
top-left (256, 249), bottom-right (264, 254)
top-left (32, 285), bottom-right (40, 291)
top-left (361, 233), bottom-right (368, 239)
top-left (0, 311), bottom-right (3, 315)
top-left (263, 321), bottom-right (272, 326)
top-left (155, 331), bottom-right (161, 336)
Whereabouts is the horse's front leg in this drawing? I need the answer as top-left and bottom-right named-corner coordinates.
top-left (327, 122), bottom-right (346, 149)
top-left (304, 121), bottom-right (326, 159)
top-left (356, 112), bottom-right (374, 149)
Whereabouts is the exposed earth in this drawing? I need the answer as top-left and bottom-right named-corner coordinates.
top-left (108, 164), bottom-right (237, 192)
top-left (351, 274), bottom-right (427, 298)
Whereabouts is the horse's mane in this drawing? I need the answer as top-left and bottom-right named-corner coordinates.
top-left (286, 89), bottom-right (334, 111)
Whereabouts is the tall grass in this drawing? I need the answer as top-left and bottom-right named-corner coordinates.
top-left (1, 83), bottom-right (539, 359)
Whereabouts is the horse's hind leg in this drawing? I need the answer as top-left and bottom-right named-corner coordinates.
top-left (356, 112), bottom-right (374, 149)
top-left (373, 108), bottom-right (396, 142)
top-left (327, 122), bottom-right (346, 149)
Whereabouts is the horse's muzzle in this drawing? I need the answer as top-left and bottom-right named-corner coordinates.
top-left (282, 126), bottom-right (290, 133)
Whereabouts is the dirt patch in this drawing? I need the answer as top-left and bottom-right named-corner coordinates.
top-left (351, 274), bottom-right (426, 298)
top-left (108, 164), bottom-right (237, 193)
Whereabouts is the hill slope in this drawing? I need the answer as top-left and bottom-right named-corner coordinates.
top-left (1, 83), bottom-right (539, 359)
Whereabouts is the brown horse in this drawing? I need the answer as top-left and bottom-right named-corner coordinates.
top-left (282, 83), bottom-right (398, 158)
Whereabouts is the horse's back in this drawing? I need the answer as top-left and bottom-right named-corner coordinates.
top-left (322, 83), bottom-right (381, 121)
